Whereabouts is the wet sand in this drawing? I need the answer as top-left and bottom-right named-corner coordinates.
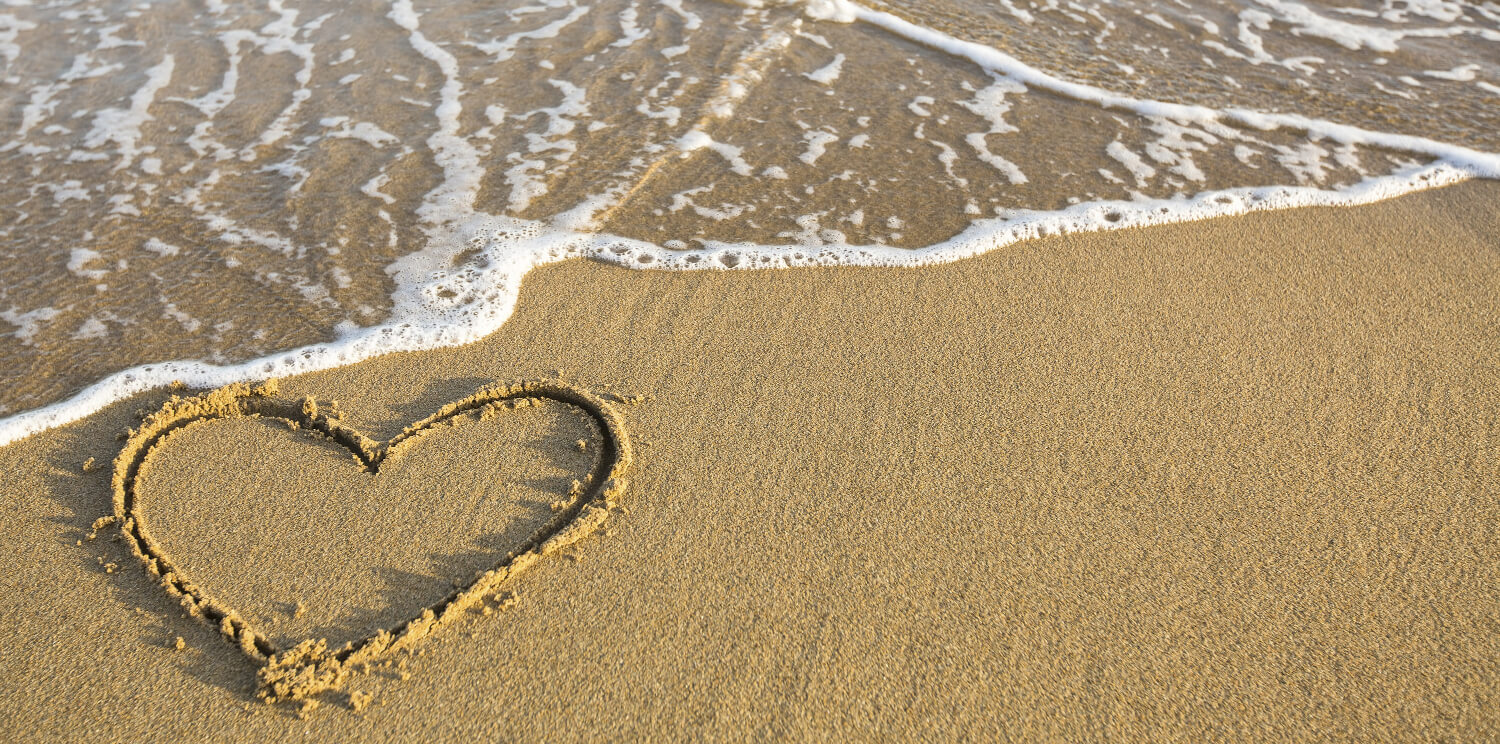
top-left (0, 180), bottom-right (1496, 741)
top-left (6, 0), bottom-right (1490, 420)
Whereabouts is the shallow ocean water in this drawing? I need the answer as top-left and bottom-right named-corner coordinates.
top-left (0, 0), bottom-right (1496, 439)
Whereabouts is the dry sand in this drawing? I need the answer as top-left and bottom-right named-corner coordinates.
top-left (0, 180), bottom-right (1496, 741)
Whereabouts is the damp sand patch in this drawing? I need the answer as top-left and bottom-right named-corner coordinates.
top-left (101, 380), bottom-right (632, 704)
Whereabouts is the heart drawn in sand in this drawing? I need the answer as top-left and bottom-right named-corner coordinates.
top-left (104, 379), bottom-right (632, 703)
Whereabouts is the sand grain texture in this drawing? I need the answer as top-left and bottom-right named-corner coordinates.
top-left (139, 401), bottom-right (594, 651)
top-left (0, 181), bottom-right (1496, 741)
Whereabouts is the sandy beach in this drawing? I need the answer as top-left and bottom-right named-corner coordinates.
top-left (1, 179), bottom-right (1495, 741)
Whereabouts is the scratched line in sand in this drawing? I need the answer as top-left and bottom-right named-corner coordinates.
top-left (94, 378), bottom-right (635, 706)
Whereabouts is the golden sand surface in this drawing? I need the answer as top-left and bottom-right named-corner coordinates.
top-left (0, 181), bottom-right (1495, 741)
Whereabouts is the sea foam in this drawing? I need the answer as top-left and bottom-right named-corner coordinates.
top-left (0, 0), bottom-right (1497, 446)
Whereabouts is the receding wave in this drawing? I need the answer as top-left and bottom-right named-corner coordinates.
top-left (0, 0), bottom-right (1496, 444)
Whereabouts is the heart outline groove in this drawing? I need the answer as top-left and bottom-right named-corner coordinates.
top-left (103, 378), bottom-right (633, 703)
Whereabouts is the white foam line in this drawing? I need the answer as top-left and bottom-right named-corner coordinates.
top-left (0, 163), bottom-right (1474, 447)
top-left (2, 1), bottom-right (1497, 447)
top-left (470, 4), bottom-right (591, 62)
top-left (389, 0), bottom-right (480, 226)
top-left (845, 2), bottom-right (1500, 177)
top-left (81, 55), bottom-right (175, 171)
top-left (597, 163), bottom-right (1473, 270)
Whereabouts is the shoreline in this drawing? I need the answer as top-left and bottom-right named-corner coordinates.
top-left (0, 167), bottom-right (1489, 449)
top-left (1, 180), bottom-right (1496, 740)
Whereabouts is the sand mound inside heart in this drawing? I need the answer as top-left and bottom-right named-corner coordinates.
top-left (136, 399), bottom-right (599, 651)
